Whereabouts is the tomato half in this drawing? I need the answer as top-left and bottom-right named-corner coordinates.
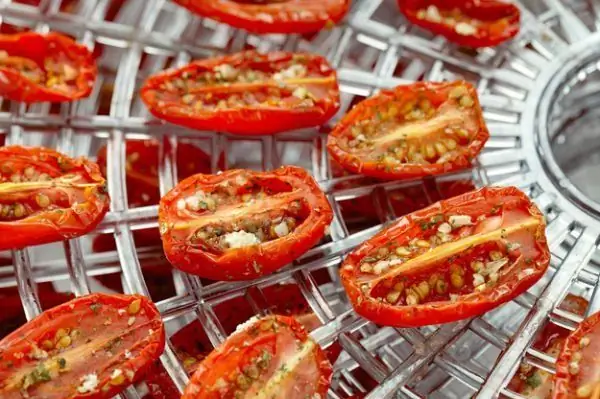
top-left (340, 186), bottom-right (549, 327)
top-left (552, 309), bottom-right (600, 398)
top-left (159, 166), bottom-right (332, 280)
top-left (398, 0), bottom-right (520, 48)
top-left (141, 51), bottom-right (340, 136)
top-left (0, 146), bottom-right (110, 250)
top-left (171, 0), bottom-right (349, 34)
top-left (0, 32), bottom-right (96, 103)
top-left (144, 283), bottom-right (341, 398)
top-left (181, 315), bottom-right (332, 399)
top-left (327, 81), bottom-right (490, 180)
top-left (509, 295), bottom-right (588, 398)
top-left (0, 293), bottom-right (165, 399)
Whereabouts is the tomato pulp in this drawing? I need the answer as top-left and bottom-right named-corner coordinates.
top-left (141, 51), bottom-right (340, 135)
top-left (0, 32), bottom-right (96, 102)
top-left (327, 81), bottom-right (489, 180)
top-left (0, 146), bottom-right (109, 250)
top-left (340, 186), bottom-right (549, 327)
top-left (159, 166), bottom-right (333, 280)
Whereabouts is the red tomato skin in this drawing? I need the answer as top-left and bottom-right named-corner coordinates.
top-left (327, 81), bottom-right (490, 180)
top-left (0, 293), bottom-right (165, 399)
top-left (140, 51), bottom-right (340, 136)
top-left (0, 32), bottom-right (96, 103)
top-left (159, 166), bottom-right (333, 281)
top-left (398, 0), bottom-right (520, 48)
top-left (171, 0), bottom-right (350, 34)
top-left (181, 315), bottom-right (332, 399)
top-left (340, 186), bottom-right (549, 327)
top-left (552, 311), bottom-right (600, 398)
top-left (0, 146), bottom-right (110, 251)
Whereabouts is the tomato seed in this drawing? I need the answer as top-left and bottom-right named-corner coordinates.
top-left (450, 273), bottom-right (464, 289)
top-left (576, 384), bottom-right (592, 398)
top-left (36, 193), bottom-right (51, 208)
top-left (128, 299), bottom-right (142, 315)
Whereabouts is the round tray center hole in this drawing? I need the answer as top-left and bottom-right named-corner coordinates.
top-left (547, 61), bottom-right (600, 205)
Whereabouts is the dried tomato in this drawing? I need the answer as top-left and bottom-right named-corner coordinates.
top-left (328, 81), bottom-right (489, 180)
top-left (0, 32), bottom-right (96, 102)
top-left (0, 146), bottom-right (109, 250)
top-left (0, 293), bottom-right (165, 399)
top-left (340, 186), bottom-right (549, 327)
top-left (508, 294), bottom-right (588, 398)
top-left (553, 309), bottom-right (600, 398)
top-left (398, 0), bottom-right (520, 48)
top-left (141, 51), bottom-right (340, 136)
top-left (159, 166), bottom-right (332, 280)
top-left (181, 315), bottom-right (332, 399)
top-left (171, 0), bottom-right (350, 34)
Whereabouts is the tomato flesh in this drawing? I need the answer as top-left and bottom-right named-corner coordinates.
top-left (0, 293), bottom-right (165, 399)
top-left (0, 32), bottom-right (96, 103)
top-left (398, 0), bottom-right (520, 48)
top-left (141, 51), bottom-right (340, 135)
top-left (327, 81), bottom-right (489, 180)
top-left (182, 315), bottom-right (332, 399)
top-left (171, 0), bottom-right (350, 34)
top-left (340, 186), bottom-right (549, 327)
top-left (553, 309), bottom-right (600, 398)
top-left (159, 166), bottom-right (332, 280)
top-left (0, 146), bottom-right (109, 250)
top-left (509, 295), bottom-right (588, 398)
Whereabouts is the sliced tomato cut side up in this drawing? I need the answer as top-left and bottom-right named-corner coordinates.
top-left (0, 146), bottom-right (110, 250)
top-left (141, 51), bottom-right (340, 136)
top-left (553, 309), bottom-right (600, 398)
top-left (159, 166), bottom-right (333, 280)
top-left (171, 0), bottom-right (350, 34)
top-left (0, 293), bottom-right (165, 399)
top-left (509, 294), bottom-right (588, 398)
top-left (0, 32), bottom-right (96, 103)
top-left (327, 81), bottom-right (490, 180)
top-left (340, 186), bottom-right (549, 327)
top-left (181, 315), bottom-right (332, 399)
top-left (145, 283), bottom-right (341, 398)
top-left (398, 0), bottom-right (520, 48)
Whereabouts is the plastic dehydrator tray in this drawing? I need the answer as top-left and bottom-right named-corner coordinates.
top-left (1, 0), bottom-right (600, 398)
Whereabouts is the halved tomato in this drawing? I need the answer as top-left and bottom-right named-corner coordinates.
top-left (181, 315), bottom-right (332, 399)
top-left (171, 0), bottom-right (350, 34)
top-left (0, 32), bottom-right (96, 103)
top-left (340, 186), bottom-right (549, 327)
top-left (509, 294), bottom-right (588, 398)
top-left (327, 81), bottom-right (489, 180)
top-left (398, 1), bottom-right (520, 48)
top-left (553, 309), bottom-right (600, 398)
top-left (159, 166), bottom-right (333, 280)
top-left (0, 146), bottom-right (110, 250)
top-left (144, 283), bottom-right (341, 398)
top-left (173, 283), bottom-right (340, 375)
top-left (141, 51), bottom-right (340, 136)
top-left (0, 293), bottom-right (165, 399)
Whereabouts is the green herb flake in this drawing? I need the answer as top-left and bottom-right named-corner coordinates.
top-left (525, 373), bottom-right (542, 388)
top-left (90, 303), bottom-right (102, 315)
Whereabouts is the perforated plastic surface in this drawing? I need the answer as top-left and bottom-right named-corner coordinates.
top-left (2, 1), bottom-right (600, 398)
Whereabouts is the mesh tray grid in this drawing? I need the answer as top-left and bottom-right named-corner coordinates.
top-left (1, 0), bottom-right (600, 398)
